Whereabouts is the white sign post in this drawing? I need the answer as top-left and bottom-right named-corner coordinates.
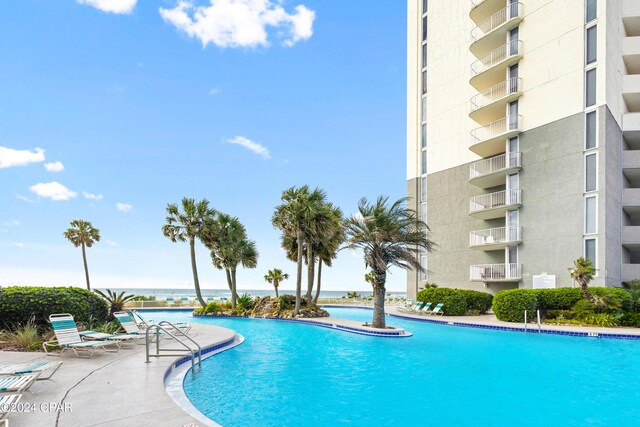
top-left (532, 274), bottom-right (556, 289)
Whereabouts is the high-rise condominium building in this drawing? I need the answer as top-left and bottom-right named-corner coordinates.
top-left (406, 0), bottom-right (640, 300)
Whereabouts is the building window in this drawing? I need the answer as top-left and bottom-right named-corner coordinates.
top-left (585, 69), bottom-right (596, 107)
top-left (584, 238), bottom-right (596, 269)
top-left (422, 0), bottom-right (428, 14)
top-left (585, 111), bottom-right (597, 149)
top-left (421, 176), bottom-right (427, 201)
top-left (421, 202), bottom-right (427, 223)
top-left (421, 150), bottom-right (427, 175)
top-left (421, 96), bottom-right (427, 123)
top-left (422, 16), bottom-right (427, 41)
top-left (420, 254), bottom-right (428, 281)
top-left (586, 26), bottom-right (597, 64)
top-left (585, 153), bottom-right (597, 192)
top-left (585, 196), bottom-right (597, 234)
top-left (422, 43), bottom-right (428, 69)
top-left (422, 70), bottom-right (427, 94)
top-left (421, 124), bottom-right (427, 148)
top-left (586, 0), bottom-right (597, 23)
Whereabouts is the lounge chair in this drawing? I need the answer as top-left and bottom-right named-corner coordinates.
top-left (0, 375), bottom-right (37, 393)
top-left (0, 361), bottom-right (62, 380)
top-left (398, 303), bottom-right (421, 313)
top-left (113, 311), bottom-right (163, 342)
top-left (43, 314), bottom-right (120, 358)
top-left (0, 394), bottom-right (21, 420)
top-left (415, 302), bottom-right (433, 315)
top-left (131, 310), bottom-right (192, 334)
top-left (427, 303), bottom-right (445, 316)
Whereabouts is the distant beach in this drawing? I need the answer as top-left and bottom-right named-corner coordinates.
top-left (97, 288), bottom-right (406, 300)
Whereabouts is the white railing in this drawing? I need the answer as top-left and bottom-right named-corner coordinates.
top-left (470, 189), bottom-right (521, 213)
top-left (471, 77), bottom-right (522, 112)
top-left (471, 40), bottom-right (522, 76)
top-left (470, 115), bottom-right (522, 145)
top-left (471, 2), bottom-right (523, 41)
top-left (469, 152), bottom-right (521, 179)
top-left (470, 263), bottom-right (522, 281)
top-left (469, 226), bottom-right (522, 246)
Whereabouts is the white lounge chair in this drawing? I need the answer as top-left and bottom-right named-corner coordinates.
top-left (0, 361), bottom-right (62, 380)
top-left (43, 314), bottom-right (120, 358)
top-left (0, 394), bottom-right (21, 420)
top-left (399, 302), bottom-right (420, 313)
top-left (0, 375), bottom-right (37, 394)
top-left (415, 302), bottom-right (433, 315)
top-left (428, 303), bottom-right (445, 316)
top-left (131, 310), bottom-right (192, 334)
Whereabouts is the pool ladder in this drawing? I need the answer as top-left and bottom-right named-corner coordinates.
top-left (523, 310), bottom-right (542, 333)
top-left (145, 321), bottom-right (202, 370)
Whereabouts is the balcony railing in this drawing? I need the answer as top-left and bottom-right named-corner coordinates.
top-left (470, 263), bottom-right (522, 281)
top-left (471, 40), bottom-right (522, 76)
top-left (471, 77), bottom-right (522, 112)
top-left (469, 152), bottom-right (521, 179)
top-left (469, 226), bottom-right (522, 247)
top-left (471, 2), bottom-right (523, 41)
top-left (470, 115), bottom-right (522, 146)
top-left (470, 189), bottom-right (521, 213)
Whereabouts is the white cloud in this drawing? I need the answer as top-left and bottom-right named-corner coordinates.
top-left (44, 161), bottom-right (64, 172)
top-left (116, 203), bottom-right (133, 212)
top-left (29, 182), bottom-right (77, 201)
top-left (226, 136), bottom-right (270, 159)
top-left (77, 0), bottom-right (137, 14)
top-left (105, 240), bottom-right (118, 246)
top-left (0, 146), bottom-right (45, 169)
top-left (209, 87), bottom-right (220, 95)
top-left (15, 194), bottom-right (34, 203)
top-left (12, 242), bottom-right (25, 248)
top-left (3, 220), bottom-right (20, 226)
top-left (159, 0), bottom-right (315, 48)
top-left (83, 191), bottom-right (104, 200)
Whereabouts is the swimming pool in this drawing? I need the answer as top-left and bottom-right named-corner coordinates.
top-left (155, 307), bottom-right (640, 426)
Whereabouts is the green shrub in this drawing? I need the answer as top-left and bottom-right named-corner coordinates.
top-left (572, 299), bottom-right (596, 319)
top-left (583, 313), bottom-right (620, 327)
top-left (237, 293), bottom-right (254, 310)
top-left (416, 288), bottom-right (467, 316)
top-left (546, 309), bottom-right (577, 320)
top-left (278, 294), bottom-right (295, 310)
top-left (0, 286), bottom-right (109, 329)
top-left (492, 289), bottom-right (538, 322)
top-left (620, 312), bottom-right (640, 327)
top-left (458, 290), bottom-right (493, 314)
top-left (589, 287), bottom-right (633, 312)
top-left (535, 288), bottom-right (582, 310)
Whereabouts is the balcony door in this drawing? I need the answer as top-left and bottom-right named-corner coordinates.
top-left (507, 209), bottom-right (519, 242)
top-left (509, 26), bottom-right (519, 55)
top-left (508, 64), bottom-right (518, 93)
top-left (508, 101), bottom-right (519, 130)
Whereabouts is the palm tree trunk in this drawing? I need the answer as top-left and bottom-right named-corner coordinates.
top-left (313, 260), bottom-right (323, 305)
top-left (580, 281), bottom-right (590, 300)
top-left (225, 269), bottom-right (233, 292)
top-left (371, 269), bottom-right (387, 328)
top-left (274, 281), bottom-right (279, 298)
top-left (189, 237), bottom-right (206, 307)
top-left (306, 248), bottom-right (315, 305)
top-left (81, 242), bottom-right (91, 291)
top-left (231, 268), bottom-right (238, 308)
top-left (294, 229), bottom-right (304, 316)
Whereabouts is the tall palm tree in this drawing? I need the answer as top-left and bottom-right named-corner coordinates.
top-left (313, 204), bottom-right (345, 305)
top-left (264, 268), bottom-right (289, 298)
top-left (272, 185), bottom-right (327, 315)
top-left (569, 257), bottom-right (596, 300)
top-left (201, 213), bottom-right (258, 308)
top-left (345, 196), bottom-right (433, 328)
top-left (162, 197), bottom-right (215, 307)
top-left (64, 219), bottom-right (101, 291)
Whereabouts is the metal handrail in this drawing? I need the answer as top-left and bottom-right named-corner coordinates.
top-left (145, 322), bottom-right (201, 370)
top-left (471, 2), bottom-right (523, 41)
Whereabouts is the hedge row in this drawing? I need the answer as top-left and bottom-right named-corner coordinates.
top-left (0, 286), bottom-right (109, 329)
top-left (493, 287), bottom-right (633, 322)
top-left (416, 288), bottom-right (493, 316)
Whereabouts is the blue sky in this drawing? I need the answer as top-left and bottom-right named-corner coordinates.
top-left (0, 0), bottom-right (408, 292)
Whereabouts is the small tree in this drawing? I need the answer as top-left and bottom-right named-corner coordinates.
top-left (64, 219), bottom-right (100, 291)
top-left (95, 289), bottom-right (135, 320)
top-left (264, 269), bottom-right (289, 298)
top-left (569, 257), bottom-right (596, 300)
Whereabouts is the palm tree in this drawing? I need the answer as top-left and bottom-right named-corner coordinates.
top-left (569, 257), bottom-right (596, 300)
top-left (313, 204), bottom-right (345, 305)
top-left (272, 185), bottom-right (327, 315)
top-left (201, 213), bottom-right (258, 308)
top-left (162, 197), bottom-right (216, 307)
top-left (345, 196), bottom-right (433, 328)
top-left (95, 289), bottom-right (135, 320)
top-left (64, 219), bottom-right (101, 291)
top-left (265, 268), bottom-right (289, 298)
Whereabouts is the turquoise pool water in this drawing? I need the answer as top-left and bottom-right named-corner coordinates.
top-left (154, 308), bottom-right (640, 426)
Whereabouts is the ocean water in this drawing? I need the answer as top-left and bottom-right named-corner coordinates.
top-left (151, 308), bottom-right (640, 427)
top-left (97, 288), bottom-right (406, 300)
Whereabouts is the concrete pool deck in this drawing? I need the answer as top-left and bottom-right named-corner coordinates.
top-left (1, 324), bottom-right (235, 427)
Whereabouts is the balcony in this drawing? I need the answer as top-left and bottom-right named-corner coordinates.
top-left (623, 263), bottom-right (640, 282)
top-left (623, 226), bottom-right (640, 248)
top-left (623, 36), bottom-right (640, 74)
top-left (470, 40), bottom-right (523, 90)
top-left (470, 3), bottom-right (523, 57)
top-left (624, 188), bottom-right (640, 214)
top-left (470, 263), bottom-right (522, 282)
top-left (623, 75), bottom-right (640, 112)
top-left (469, 189), bottom-right (522, 220)
top-left (470, 115), bottom-right (523, 157)
top-left (469, 152), bottom-right (522, 188)
top-left (470, 77), bottom-right (523, 123)
top-left (470, 0), bottom-right (508, 25)
top-left (469, 226), bottom-right (522, 250)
